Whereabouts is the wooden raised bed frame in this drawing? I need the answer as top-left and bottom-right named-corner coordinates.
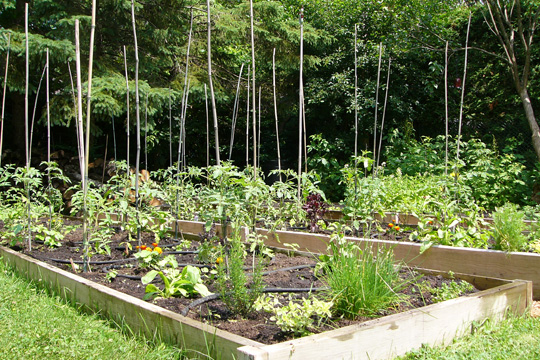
top-left (174, 220), bottom-right (540, 300)
top-left (1, 230), bottom-right (532, 359)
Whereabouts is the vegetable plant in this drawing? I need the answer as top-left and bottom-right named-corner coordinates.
top-left (141, 265), bottom-right (212, 300)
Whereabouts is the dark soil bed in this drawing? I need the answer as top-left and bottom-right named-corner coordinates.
top-left (4, 222), bottom-right (478, 345)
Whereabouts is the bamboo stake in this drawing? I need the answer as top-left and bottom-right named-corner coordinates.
top-left (207, 0), bottom-right (220, 165)
top-left (46, 48), bottom-right (51, 229)
top-left (67, 62), bottom-right (79, 146)
top-left (124, 45), bottom-right (130, 170)
top-left (83, 0), bottom-right (97, 272)
top-left (444, 41), bottom-right (449, 179)
top-left (297, 6), bottom-right (304, 201)
top-left (229, 63), bottom-right (245, 160)
top-left (250, 0), bottom-right (257, 177)
top-left (246, 65), bottom-right (250, 167)
top-left (182, 80), bottom-right (190, 169)
top-left (180, 9), bottom-right (193, 170)
top-left (377, 57), bottom-right (392, 169)
top-left (373, 43), bottom-right (382, 178)
top-left (102, 135), bottom-right (108, 183)
top-left (112, 114), bottom-right (117, 161)
top-left (257, 86), bottom-right (261, 165)
top-left (168, 86), bottom-right (172, 167)
top-left (205, 84), bottom-right (209, 168)
top-left (272, 48), bottom-right (282, 181)
top-left (0, 32), bottom-right (11, 167)
top-left (131, 0), bottom-right (142, 246)
top-left (29, 65), bottom-right (47, 163)
top-left (456, 13), bottom-right (471, 172)
top-left (75, 22), bottom-right (85, 182)
top-left (74, 21), bottom-right (86, 259)
top-left (144, 93), bottom-right (148, 169)
top-left (353, 24), bottom-right (358, 200)
top-left (25, 3), bottom-right (31, 251)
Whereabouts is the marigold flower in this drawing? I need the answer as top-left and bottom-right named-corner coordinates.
top-left (395, 226), bottom-right (400, 231)
top-left (388, 223), bottom-right (394, 228)
top-left (140, 245), bottom-right (147, 250)
top-left (216, 257), bottom-right (224, 264)
top-left (152, 242), bottom-right (158, 247)
top-left (153, 247), bottom-right (163, 254)
top-left (135, 245), bottom-right (140, 249)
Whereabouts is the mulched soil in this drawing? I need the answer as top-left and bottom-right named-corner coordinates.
top-left (4, 219), bottom-right (478, 345)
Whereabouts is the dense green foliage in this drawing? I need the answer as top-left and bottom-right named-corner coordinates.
top-left (0, 0), bottom-right (538, 176)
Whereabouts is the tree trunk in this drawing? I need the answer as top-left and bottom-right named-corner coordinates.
top-left (520, 88), bottom-right (540, 161)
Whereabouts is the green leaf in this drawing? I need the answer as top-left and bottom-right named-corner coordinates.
top-left (141, 270), bottom-right (158, 285)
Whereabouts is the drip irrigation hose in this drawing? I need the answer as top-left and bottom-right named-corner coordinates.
top-left (48, 257), bottom-right (139, 265)
top-left (180, 286), bottom-right (329, 316)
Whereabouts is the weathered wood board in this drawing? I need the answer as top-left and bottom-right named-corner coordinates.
top-left (0, 244), bottom-right (531, 360)
top-left (174, 220), bottom-right (540, 299)
top-left (0, 246), bottom-right (260, 360)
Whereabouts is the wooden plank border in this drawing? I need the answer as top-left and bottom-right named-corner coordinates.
top-left (0, 246), bottom-right (261, 360)
top-left (0, 243), bottom-right (531, 360)
top-left (174, 220), bottom-right (540, 299)
top-left (237, 279), bottom-right (531, 360)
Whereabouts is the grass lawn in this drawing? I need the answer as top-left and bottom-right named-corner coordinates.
top-left (2, 256), bottom-right (540, 360)
top-left (0, 258), bottom-right (195, 360)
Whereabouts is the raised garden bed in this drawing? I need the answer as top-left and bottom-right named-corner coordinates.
top-left (175, 220), bottom-right (540, 300)
top-left (0, 235), bottom-right (532, 359)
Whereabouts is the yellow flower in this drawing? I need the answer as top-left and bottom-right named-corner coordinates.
top-left (153, 247), bottom-right (163, 254)
top-left (216, 257), bottom-right (224, 264)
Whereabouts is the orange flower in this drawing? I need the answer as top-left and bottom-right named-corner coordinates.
top-left (140, 245), bottom-right (147, 250)
top-left (388, 223), bottom-right (394, 228)
top-left (153, 247), bottom-right (163, 254)
top-left (152, 242), bottom-right (158, 247)
top-left (395, 226), bottom-right (400, 231)
top-left (135, 245), bottom-right (140, 249)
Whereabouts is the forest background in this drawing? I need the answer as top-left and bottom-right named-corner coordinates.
top-left (0, 0), bottom-right (539, 201)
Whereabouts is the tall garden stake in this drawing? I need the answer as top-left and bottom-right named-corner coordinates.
top-left (83, 0), bottom-right (97, 272)
top-left (131, 0), bottom-right (142, 246)
top-left (207, 0), bottom-right (220, 165)
top-left (144, 93), bottom-right (148, 169)
top-left (205, 84), bottom-right (209, 168)
top-left (24, 3), bottom-right (31, 251)
top-left (297, 6), bottom-right (304, 202)
top-left (74, 20), bottom-right (86, 267)
top-left (455, 13), bottom-right (472, 177)
top-left (246, 65), bottom-right (250, 167)
top-left (272, 48), bottom-right (282, 181)
top-left (124, 45), bottom-right (130, 170)
top-left (377, 57), bottom-right (392, 169)
top-left (353, 25), bottom-right (358, 200)
top-left (444, 41), bottom-right (449, 180)
top-left (168, 86), bottom-right (172, 167)
top-left (257, 86), bottom-right (261, 165)
top-left (372, 43), bottom-right (382, 178)
top-left (46, 48), bottom-right (52, 229)
top-left (229, 63), bottom-right (245, 160)
top-left (112, 114), bottom-right (117, 161)
top-left (250, 0), bottom-right (257, 178)
top-left (0, 31), bottom-right (10, 167)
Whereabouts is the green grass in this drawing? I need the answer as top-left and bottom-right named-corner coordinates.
top-left (0, 259), bottom-right (192, 360)
top-left (399, 314), bottom-right (540, 359)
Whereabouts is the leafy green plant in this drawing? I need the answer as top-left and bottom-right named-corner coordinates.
top-left (254, 294), bottom-right (333, 336)
top-left (134, 243), bottom-right (168, 269)
top-left (491, 203), bottom-right (528, 252)
top-left (429, 277), bottom-right (475, 303)
top-left (141, 265), bottom-right (212, 300)
top-left (215, 229), bottom-right (266, 316)
top-left (320, 226), bottom-right (404, 319)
